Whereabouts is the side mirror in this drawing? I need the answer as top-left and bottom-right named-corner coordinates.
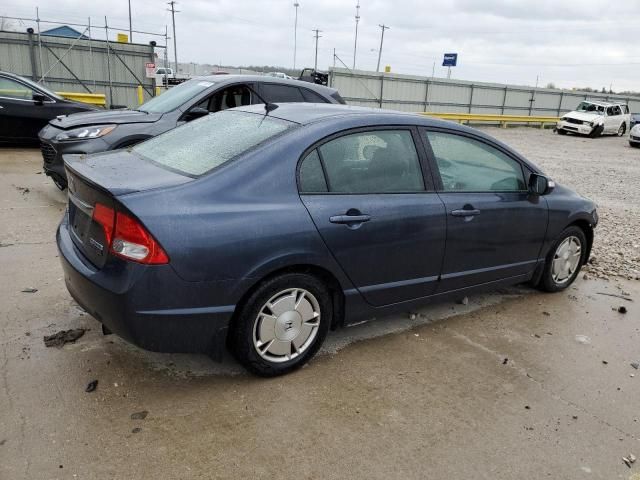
top-left (32, 93), bottom-right (47, 105)
top-left (184, 107), bottom-right (209, 121)
top-left (528, 173), bottom-right (555, 196)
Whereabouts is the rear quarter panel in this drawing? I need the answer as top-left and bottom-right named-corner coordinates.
top-left (116, 123), bottom-right (358, 302)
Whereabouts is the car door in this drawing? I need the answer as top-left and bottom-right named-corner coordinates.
top-left (604, 106), bottom-right (618, 133)
top-left (421, 129), bottom-right (548, 292)
top-left (298, 127), bottom-right (447, 306)
top-left (0, 76), bottom-right (45, 142)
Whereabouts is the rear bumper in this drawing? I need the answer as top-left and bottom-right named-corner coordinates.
top-left (57, 215), bottom-right (234, 354)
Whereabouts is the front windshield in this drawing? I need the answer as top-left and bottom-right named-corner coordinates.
top-left (19, 77), bottom-right (64, 100)
top-left (576, 101), bottom-right (604, 115)
top-left (138, 79), bottom-right (217, 114)
top-left (133, 110), bottom-right (294, 176)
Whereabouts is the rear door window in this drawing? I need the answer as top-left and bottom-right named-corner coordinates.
top-left (299, 130), bottom-right (425, 193)
top-left (262, 84), bottom-right (305, 102)
top-left (300, 88), bottom-right (329, 103)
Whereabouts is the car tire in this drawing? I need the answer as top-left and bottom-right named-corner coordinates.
top-left (617, 123), bottom-right (626, 137)
top-left (588, 125), bottom-right (603, 138)
top-left (557, 128), bottom-right (567, 135)
top-left (630, 142), bottom-right (640, 148)
top-left (229, 273), bottom-right (332, 377)
top-left (539, 226), bottom-right (587, 293)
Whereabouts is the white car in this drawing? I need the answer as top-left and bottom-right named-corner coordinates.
top-left (265, 72), bottom-right (293, 79)
top-left (629, 124), bottom-right (640, 148)
top-left (556, 101), bottom-right (630, 138)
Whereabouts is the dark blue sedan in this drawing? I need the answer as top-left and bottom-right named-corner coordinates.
top-left (58, 104), bottom-right (598, 376)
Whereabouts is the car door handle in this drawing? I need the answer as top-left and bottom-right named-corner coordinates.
top-left (451, 209), bottom-right (481, 217)
top-left (330, 214), bottom-right (371, 224)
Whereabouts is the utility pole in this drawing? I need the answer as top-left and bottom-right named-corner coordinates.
top-left (167, 1), bottom-right (179, 73)
top-left (293, 2), bottom-right (300, 69)
top-left (128, 0), bottom-right (133, 42)
top-left (312, 29), bottom-right (322, 71)
top-left (353, 0), bottom-right (360, 70)
top-left (376, 24), bottom-right (389, 73)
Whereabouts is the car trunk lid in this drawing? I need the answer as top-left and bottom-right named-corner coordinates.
top-left (64, 151), bottom-right (191, 268)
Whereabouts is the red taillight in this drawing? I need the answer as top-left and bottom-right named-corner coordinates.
top-left (92, 203), bottom-right (169, 265)
top-left (92, 203), bottom-right (115, 247)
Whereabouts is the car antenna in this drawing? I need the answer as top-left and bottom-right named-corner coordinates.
top-left (245, 85), bottom-right (278, 115)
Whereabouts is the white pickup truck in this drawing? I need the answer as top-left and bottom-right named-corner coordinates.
top-left (154, 67), bottom-right (189, 87)
top-left (556, 101), bottom-right (630, 138)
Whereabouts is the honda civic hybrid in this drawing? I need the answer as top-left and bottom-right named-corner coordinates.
top-left (57, 104), bottom-right (597, 376)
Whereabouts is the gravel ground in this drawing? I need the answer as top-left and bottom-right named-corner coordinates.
top-left (482, 127), bottom-right (640, 281)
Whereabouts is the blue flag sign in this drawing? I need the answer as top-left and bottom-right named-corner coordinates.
top-left (442, 53), bottom-right (458, 67)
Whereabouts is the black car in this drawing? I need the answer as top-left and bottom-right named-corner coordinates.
top-left (58, 104), bottom-right (597, 376)
top-left (0, 71), bottom-right (97, 144)
top-left (39, 75), bottom-right (345, 189)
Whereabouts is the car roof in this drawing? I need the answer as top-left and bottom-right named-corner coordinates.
top-left (234, 102), bottom-right (460, 128)
top-left (581, 100), bottom-right (627, 107)
top-left (232, 103), bottom-right (539, 170)
top-left (192, 74), bottom-right (337, 94)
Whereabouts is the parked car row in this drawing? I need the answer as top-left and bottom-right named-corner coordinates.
top-left (38, 75), bottom-right (345, 189)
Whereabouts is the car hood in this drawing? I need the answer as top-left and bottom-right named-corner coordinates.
top-left (49, 109), bottom-right (162, 129)
top-left (63, 150), bottom-right (191, 196)
top-left (563, 111), bottom-right (602, 122)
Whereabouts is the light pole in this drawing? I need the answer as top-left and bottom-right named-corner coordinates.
top-left (128, 0), bottom-right (132, 42)
top-left (312, 29), bottom-right (322, 71)
top-left (167, 1), bottom-right (179, 73)
top-left (353, 0), bottom-right (360, 70)
top-left (293, 2), bottom-right (300, 70)
top-left (376, 24), bottom-right (389, 72)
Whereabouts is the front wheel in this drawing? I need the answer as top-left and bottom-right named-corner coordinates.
top-left (589, 125), bottom-right (603, 138)
top-left (617, 123), bottom-right (626, 136)
top-left (539, 226), bottom-right (587, 292)
top-left (229, 273), bottom-right (332, 376)
top-left (557, 128), bottom-right (567, 135)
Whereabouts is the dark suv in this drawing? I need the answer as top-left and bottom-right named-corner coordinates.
top-left (39, 75), bottom-right (345, 189)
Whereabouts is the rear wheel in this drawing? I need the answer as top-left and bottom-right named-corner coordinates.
top-left (229, 273), bottom-right (331, 376)
top-left (617, 123), bottom-right (626, 136)
top-left (539, 226), bottom-right (587, 292)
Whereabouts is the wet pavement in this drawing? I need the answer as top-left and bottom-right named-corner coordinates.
top-left (1, 145), bottom-right (639, 479)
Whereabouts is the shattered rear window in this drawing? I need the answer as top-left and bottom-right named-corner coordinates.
top-left (133, 110), bottom-right (294, 176)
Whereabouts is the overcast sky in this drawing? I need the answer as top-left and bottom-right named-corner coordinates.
top-left (3, 0), bottom-right (640, 91)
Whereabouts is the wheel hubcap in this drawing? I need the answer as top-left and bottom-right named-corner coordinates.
top-left (551, 236), bottom-right (582, 284)
top-left (253, 288), bottom-right (321, 363)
